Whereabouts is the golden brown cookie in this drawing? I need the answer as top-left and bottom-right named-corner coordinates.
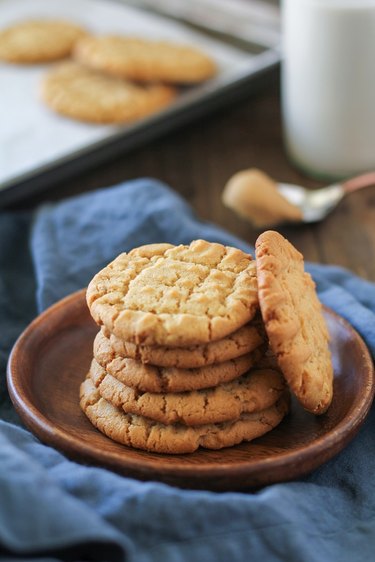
top-left (0, 20), bottom-right (87, 63)
top-left (41, 61), bottom-right (176, 124)
top-left (255, 230), bottom-right (333, 414)
top-left (80, 376), bottom-right (290, 454)
top-left (93, 330), bottom-right (265, 392)
top-left (98, 319), bottom-right (265, 369)
top-left (89, 359), bottom-right (286, 426)
top-left (86, 240), bottom-right (259, 347)
top-left (74, 35), bottom-right (217, 84)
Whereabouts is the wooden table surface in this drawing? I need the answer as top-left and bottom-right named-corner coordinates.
top-left (12, 73), bottom-right (375, 283)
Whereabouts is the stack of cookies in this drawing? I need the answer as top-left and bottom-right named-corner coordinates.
top-left (80, 239), bottom-right (291, 454)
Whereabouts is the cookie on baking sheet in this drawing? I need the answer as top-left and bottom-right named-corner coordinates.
top-left (89, 359), bottom-right (286, 426)
top-left (86, 240), bottom-right (259, 347)
top-left (41, 61), bottom-right (176, 124)
top-left (74, 35), bottom-right (217, 84)
top-left (80, 376), bottom-right (290, 454)
top-left (0, 20), bottom-right (87, 63)
top-left (255, 230), bottom-right (333, 414)
top-left (93, 331), bottom-right (265, 392)
top-left (98, 319), bottom-right (265, 369)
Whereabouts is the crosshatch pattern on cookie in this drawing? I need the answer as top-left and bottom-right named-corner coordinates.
top-left (89, 361), bottom-right (287, 426)
top-left (80, 376), bottom-right (290, 454)
top-left (87, 240), bottom-right (259, 347)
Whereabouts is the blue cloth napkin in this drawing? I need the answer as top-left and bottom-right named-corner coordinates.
top-left (1, 179), bottom-right (375, 562)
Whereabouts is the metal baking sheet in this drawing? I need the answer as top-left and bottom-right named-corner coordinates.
top-left (0, 0), bottom-right (280, 206)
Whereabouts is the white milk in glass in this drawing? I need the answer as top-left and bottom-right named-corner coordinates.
top-left (282, 0), bottom-right (375, 179)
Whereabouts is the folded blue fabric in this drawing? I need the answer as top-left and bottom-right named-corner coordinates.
top-left (1, 179), bottom-right (375, 562)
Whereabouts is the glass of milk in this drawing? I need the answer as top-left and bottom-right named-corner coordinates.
top-left (282, 0), bottom-right (375, 180)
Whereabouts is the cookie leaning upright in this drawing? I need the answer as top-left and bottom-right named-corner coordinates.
top-left (255, 231), bottom-right (333, 414)
top-left (86, 240), bottom-right (259, 347)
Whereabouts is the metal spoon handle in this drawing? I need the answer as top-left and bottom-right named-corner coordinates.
top-left (343, 171), bottom-right (375, 193)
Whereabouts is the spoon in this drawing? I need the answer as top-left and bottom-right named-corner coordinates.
top-left (277, 171), bottom-right (375, 223)
top-left (222, 169), bottom-right (375, 227)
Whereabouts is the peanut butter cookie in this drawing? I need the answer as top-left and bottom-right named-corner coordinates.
top-left (80, 376), bottom-right (290, 454)
top-left (74, 35), bottom-right (217, 83)
top-left (0, 20), bottom-right (87, 63)
top-left (89, 360), bottom-right (286, 426)
top-left (94, 330), bottom-right (265, 392)
top-left (86, 240), bottom-right (259, 347)
top-left (41, 61), bottom-right (176, 124)
top-left (255, 230), bottom-right (333, 414)
top-left (98, 319), bottom-right (265, 369)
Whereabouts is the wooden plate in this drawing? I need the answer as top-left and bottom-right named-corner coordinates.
top-left (7, 289), bottom-right (374, 490)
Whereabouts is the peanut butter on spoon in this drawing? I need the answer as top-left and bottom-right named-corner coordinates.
top-left (222, 168), bottom-right (303, 228)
